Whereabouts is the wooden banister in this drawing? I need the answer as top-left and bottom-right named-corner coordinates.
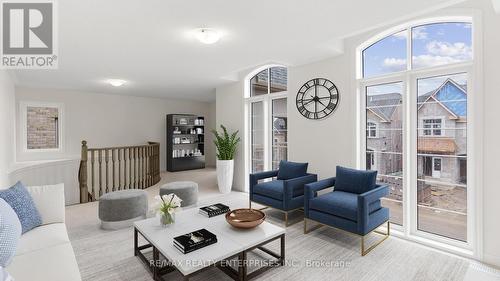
top-left (78, 141), bottom-right (161, 203)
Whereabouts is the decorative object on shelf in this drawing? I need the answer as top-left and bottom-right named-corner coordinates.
top-left (225, 208), bottom-right (266, 229)
top-left (296, 78), bottom-right (339, 120)
top-left (181, 137), bottom-right (190, 144)
top-left (196, 128), bottom-right (203, 134)
top-left (155, 193), bottom-right (182, 227)
top-left (212, 125), bottom-right (240, 194)
top-left (178, 118), bottom-right (188, 125)
top-left (173, 127), bottom-right (181, 134)
top-left (194, 118), bottom-right (204, 126)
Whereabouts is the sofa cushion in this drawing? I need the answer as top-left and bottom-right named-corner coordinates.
top-left (334, 166), bottom-right (377, 194)
top-left (253, 180), bottom-right (285, 200)
top-left (0, 198), bottom-right (22, 267)
top-left (253, 179), bottom-right (306, 200)
top-left (309, 191), bottom-right (381, 221)
top-left (7, 243), bottom-right (82, 281)
top-left (15, 223), bottom-right (70, 256)
top-left (26, 184), bottom-right (65, 225)
top-left (0, 182), bottom-right (42, 234)
top-left (277, 160), bottom-right (308, 180)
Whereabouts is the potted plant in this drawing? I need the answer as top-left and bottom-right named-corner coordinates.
top-left (154, 194), bottom-right (182, 226)
top-left (212, 125), bottom-right (240, 194)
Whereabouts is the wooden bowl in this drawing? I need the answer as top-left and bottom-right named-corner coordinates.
top-left (225, 208), bottom-right (266, 229)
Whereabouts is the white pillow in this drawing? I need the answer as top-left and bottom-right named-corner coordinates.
top-left (25, 184), bottom-right (65, 225)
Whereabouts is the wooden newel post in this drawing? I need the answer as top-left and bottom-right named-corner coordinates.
top-left (79, 140), bottom-right (89, 203)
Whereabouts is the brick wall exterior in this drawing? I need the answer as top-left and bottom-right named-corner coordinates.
top-left (27, 106), bottom-right (59, 149)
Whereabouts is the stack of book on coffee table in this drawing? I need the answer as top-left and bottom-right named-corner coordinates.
top-left (199, 203), bottom-right (230, 217)
top-left (173, 229), bottom-right (217, 254)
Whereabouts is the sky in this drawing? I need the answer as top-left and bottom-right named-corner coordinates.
top-left (363, 22), bottom-right (471, 95)
top-left (363, 22), bottom-right (472, 79)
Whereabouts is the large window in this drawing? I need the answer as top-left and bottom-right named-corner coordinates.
top-left (359, 20), bottom-right (473, 247)
top-left (246, 66), bottom-right (288, 173)
top-left (366, 82), bottom-right (404, 225)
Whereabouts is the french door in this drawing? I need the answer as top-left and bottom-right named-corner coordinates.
top-left (360, 64), bottom-right (472, 248)
top-left (249, 95), bottom-right (288, 173)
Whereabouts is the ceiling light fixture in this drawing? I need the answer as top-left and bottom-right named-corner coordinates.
top-left (107, 79), bottom-right (127, 87)
top-left (194, 28), bottom-right (221, 44)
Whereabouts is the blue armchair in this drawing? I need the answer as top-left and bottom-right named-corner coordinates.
top-left (249, 160), bottom-right (317, 226)
top-left (303, 166), bottom-right (390, 256)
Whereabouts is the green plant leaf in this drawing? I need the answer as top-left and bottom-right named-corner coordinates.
top-left (211, 125), bottom-right (240, 160)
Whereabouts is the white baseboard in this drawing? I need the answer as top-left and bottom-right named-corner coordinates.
top-left (483, 253), bottom-right (500, 269)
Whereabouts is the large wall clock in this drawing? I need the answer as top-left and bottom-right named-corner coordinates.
top-left (296, 78), bottom-right (339, 120)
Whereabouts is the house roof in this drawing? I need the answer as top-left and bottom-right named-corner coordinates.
top-left (418, 79), bottom-right (467, 117)
top-left (367, 93), bottom-right (402, 122)
top-left (418, 137), bottom-right (457, 154)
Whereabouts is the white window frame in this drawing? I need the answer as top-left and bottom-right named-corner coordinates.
top-left (244, 65), bottom-right (288, 191)
top-left (356, 15), bottom-right (483, 260)
top-left (19, 101), bottom-right (65, 153)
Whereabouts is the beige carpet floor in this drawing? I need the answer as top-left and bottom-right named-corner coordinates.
top-left (65, 168), bottom-right (485, 281)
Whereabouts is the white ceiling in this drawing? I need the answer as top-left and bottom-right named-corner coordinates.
top-left (11, 0), bottom-right (463, 102)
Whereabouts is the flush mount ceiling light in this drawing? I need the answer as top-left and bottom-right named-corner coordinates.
top-left (194, 28), bottom-right (221, 44)
top-left (107, 79), bottom-right (127, 87)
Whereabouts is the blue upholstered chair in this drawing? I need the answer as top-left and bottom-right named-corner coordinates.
top-left (249, 160), bottom-right (317, 226)
top-left (303, 166), bottom-right (390, 256)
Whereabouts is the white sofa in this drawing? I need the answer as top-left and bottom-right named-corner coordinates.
top-left (6, 184), bottom-right (82, 281)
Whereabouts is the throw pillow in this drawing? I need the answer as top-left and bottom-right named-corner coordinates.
top-left (334, 166), bottom-right (377, 194)
top-left (0, 182), bottom-right (42, 234)
top-left (277, 160), bottom-right (308, 180)
top-left (0, 198), bottom-right (22, 267)
top-left (26, 184), bottom-right (65, 225)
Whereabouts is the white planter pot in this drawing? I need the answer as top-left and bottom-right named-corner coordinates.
top-left (216, 159), bottom-right (234, 194)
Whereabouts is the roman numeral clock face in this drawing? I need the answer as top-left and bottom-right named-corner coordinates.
top-left (296, 78), bottom-right (339, 120)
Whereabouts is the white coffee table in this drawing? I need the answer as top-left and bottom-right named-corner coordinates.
top-left (134, 207), bottom-right (286, 281)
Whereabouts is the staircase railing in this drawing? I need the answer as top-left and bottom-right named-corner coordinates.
top-left (78, 140), bottom-right (160, 203)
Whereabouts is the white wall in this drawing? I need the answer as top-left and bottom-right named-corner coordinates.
top-left (287, 55), bottom-right (356, 178)
top-left (205, 100), bottom-right (217, 167)
top-left (214, 0), bottom-right (500, 266)
top-left (0, 70), bottom-right (16, 188)
top-left (216, 81), bottom-right (245, 191)
top-left (15, 88), bottom-right (216, 170)
top-left (466, 0), bottom-right (500, 267)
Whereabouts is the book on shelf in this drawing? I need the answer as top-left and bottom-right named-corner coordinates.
top-left (199, 203), bottom-right (230, 217)
top-left (173, 229), bottom-right (217, 254)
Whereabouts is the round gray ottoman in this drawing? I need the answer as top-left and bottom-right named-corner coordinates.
top-left (160, 181), bottom-right (198, 207)
top-left (98, 190), bottom-right (148, 230)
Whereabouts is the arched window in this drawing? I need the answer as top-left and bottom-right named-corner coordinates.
top-left (358, 19), bottom-right (473, 246)
top-left (245, 66), bottom-right (288, 174)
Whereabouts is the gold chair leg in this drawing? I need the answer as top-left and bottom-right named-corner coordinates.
top-left (303, 218), bottom-right (323, 234)
top-left (284, 212), bottom-right (288, 227)
top-left (361, 221), bottom-right (390, 256)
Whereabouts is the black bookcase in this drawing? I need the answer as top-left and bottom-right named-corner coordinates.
top-left (166, 114), bottom-right (205, 172)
